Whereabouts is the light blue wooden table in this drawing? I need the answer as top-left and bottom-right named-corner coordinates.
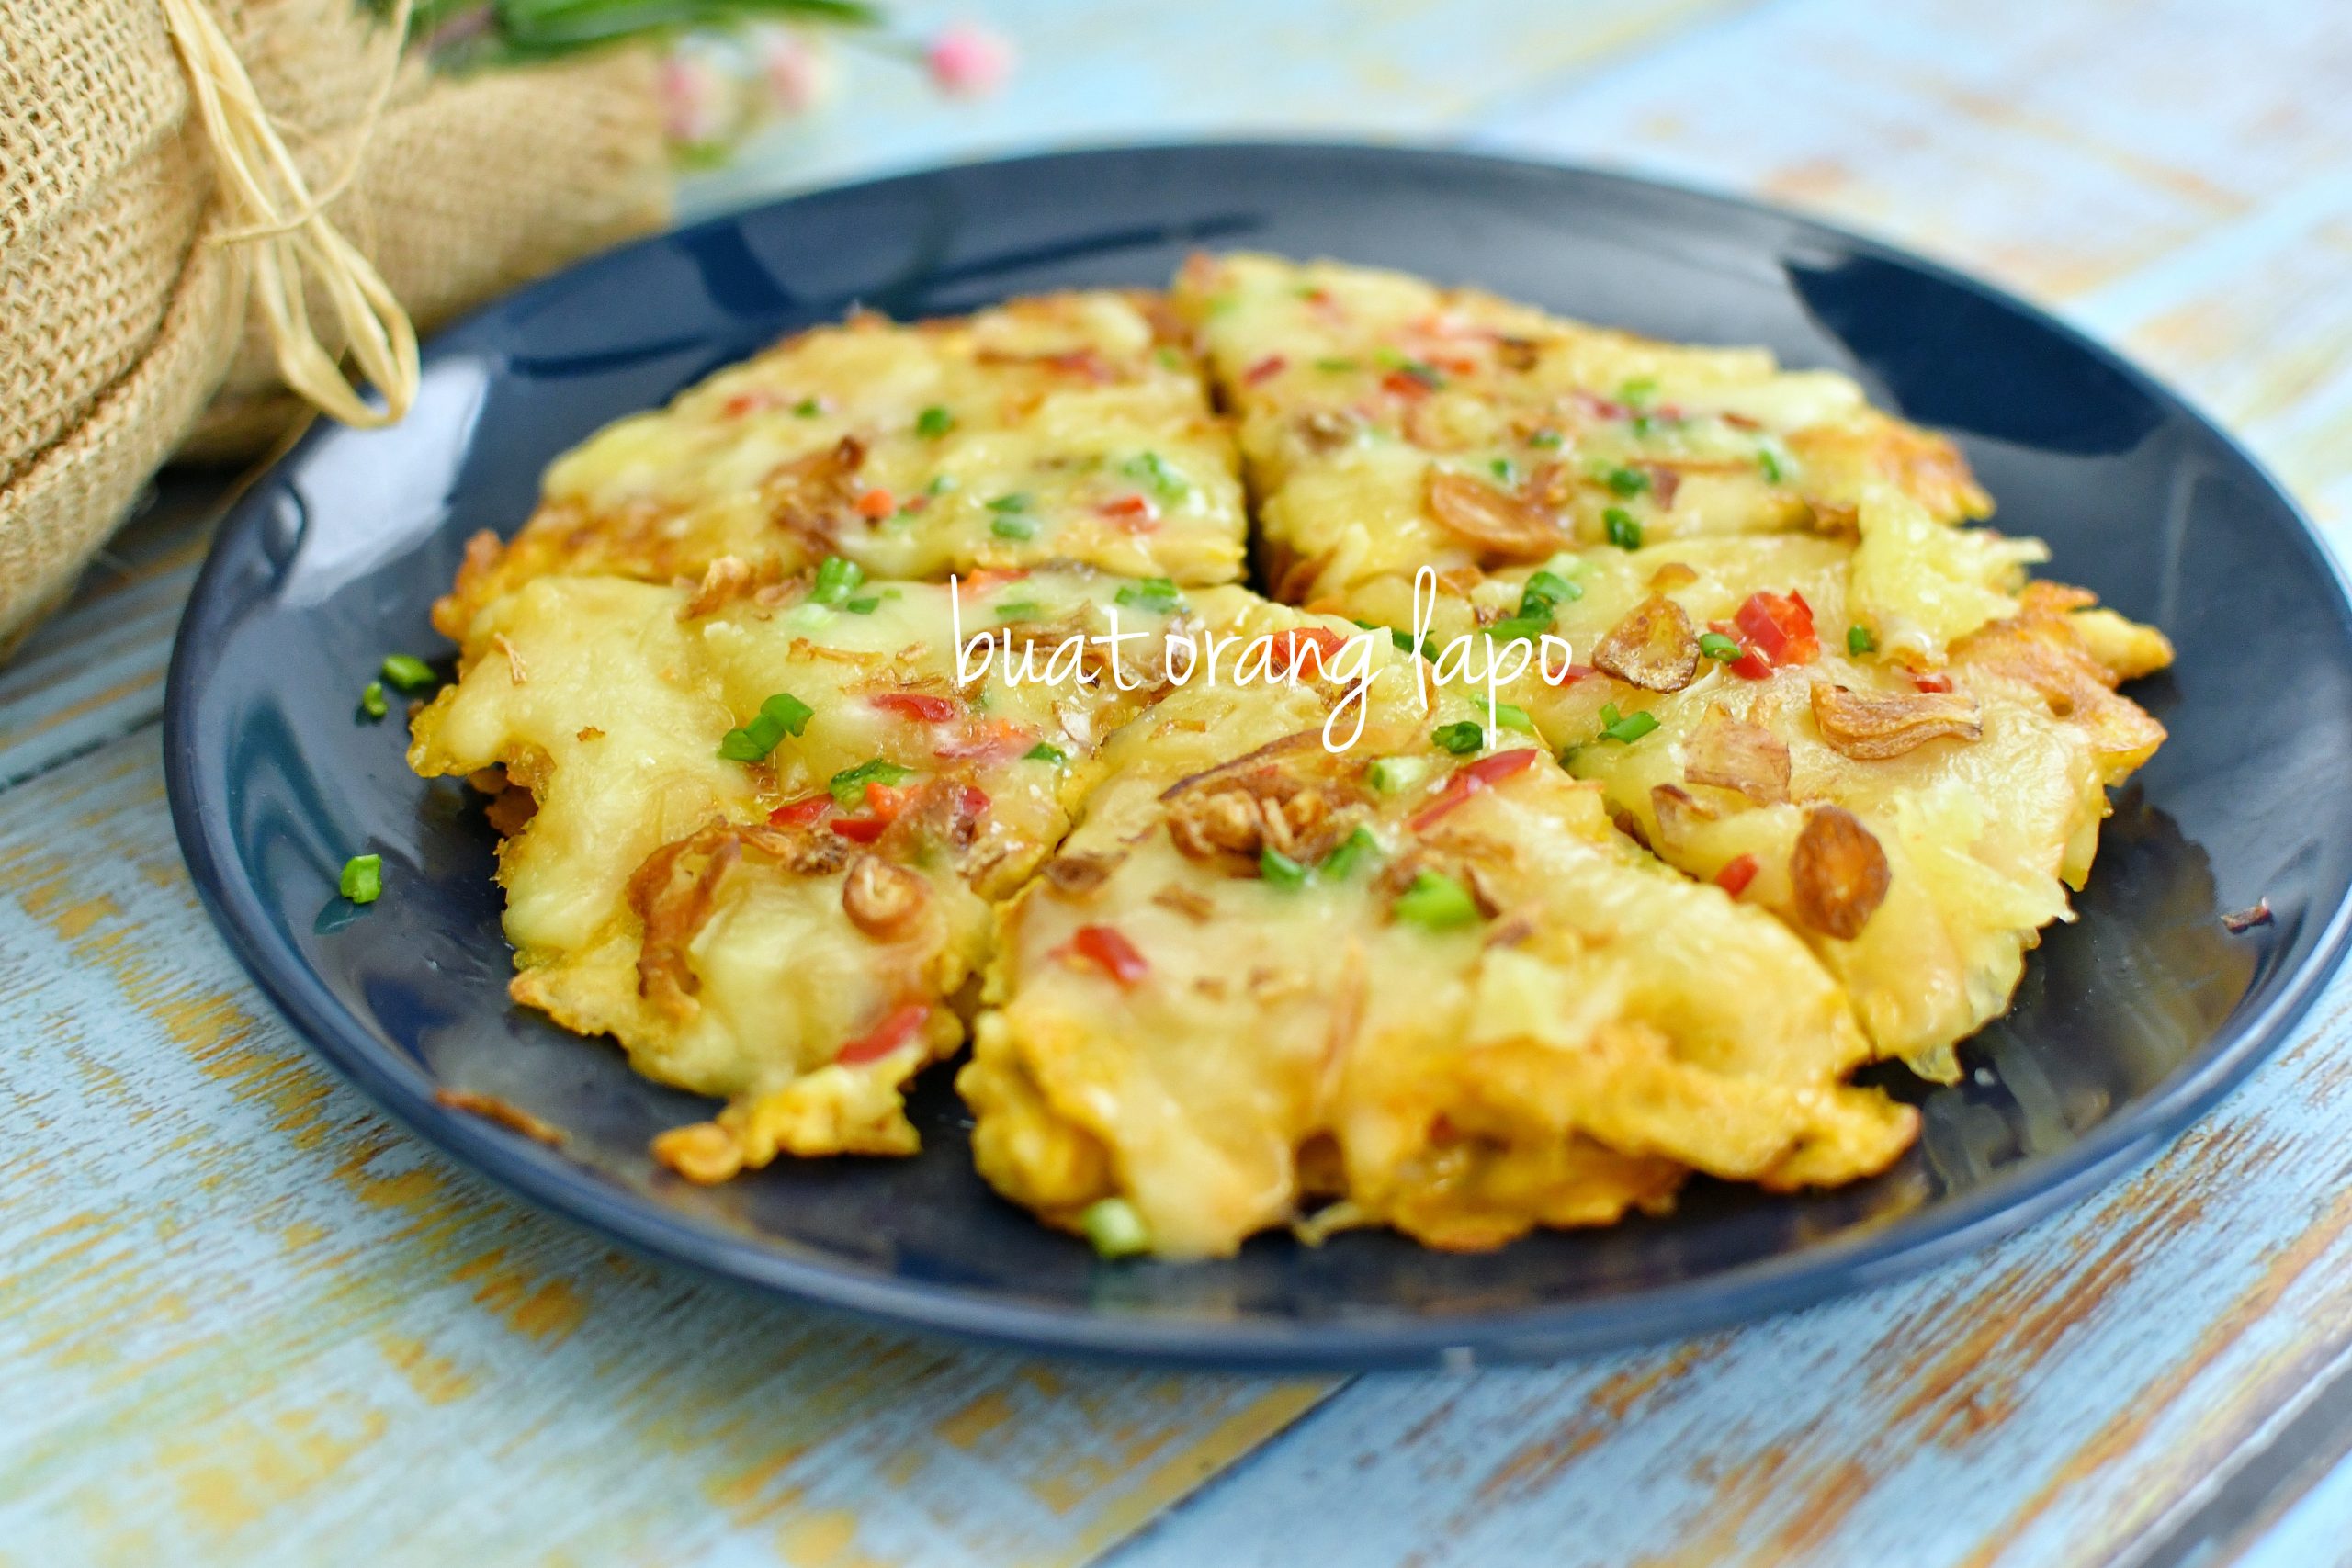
top-left (8, 1), bottom-right (2352, 1562)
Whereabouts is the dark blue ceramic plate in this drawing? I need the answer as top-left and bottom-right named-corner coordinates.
top-left (165, 143), bottom-right (2352, 1370)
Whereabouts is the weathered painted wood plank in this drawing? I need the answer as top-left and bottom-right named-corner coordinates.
top-left (0, 473), bottom-right (220, 794)
top-left (1468, 0), bottom-right (2352, 541)
top-left (1111, 979), bottom-right (2352, 1567)
top-left (0, 733), bottom-right (1333, 1565)
top-left (2234, 1445), bottom-right (2352, 1568)
top-left (678, 0), bottom-right (1749, 223)
top-left (1110, 2), bottom-right (2352, 1562)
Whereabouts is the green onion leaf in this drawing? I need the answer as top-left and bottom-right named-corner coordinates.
top-left (1260, 847), bottom-right (1311, 890)
top-left (380, 653), bottom-right (436, 693)
top-left (1024, 742), bottom-right (1068, 764)
top-left (990, 514), bottom-right (1038, 541)
top-left (1598, 704), bottom-right (1660, 745)
top-left (1486, 615), bottom-right (1549, 646)
top-left (1114, 577), bottom-right (1185, 615)
top-left (1080, 1196), bottom-right (1150, 1258)
top-left (1319, 825), bottom-right (1381, 879)
top-left (928, 473), bottom-right (959, 496)
top-left (1758, 448), bottom-right (1784, 484)
top-left (1368, 756), bottom-right (1428, 795)
top-left (1619, 376), bottom-right (1658, 407)
top-left (1528, 428), bottom-right (1564, 449)
top-left (1315, 356), bottom-right (1358, 373)
top-left (829, 758), bottom-right (915, 808)
top-left (1392, 870), bottom-right (1481, 931)
top-left (792, 398), bottom-right (823, 418)
top-left (1847, 624), bottom-right (1876, 656)
top-left (759, 692), bottom-right (814, 737)
top-left (915, 405), bottom-right (955, 438)
top-left (1523, 568), bottom-right (1581, 607)
top-left (358, 681), bottom-right (388, 721)
top-left (1489, 457), bottom-right (1516, 483)
top-left (339, 853), bottom-right (383, 905)
top-left (1119, 451), bottom-right (1190, 502)
top-left (810, 556), bottom-right (865, 606)
top-left (1699, 632), bottom-right (1744, 661)
top-left (1433, 721), bottom-right (1485, 756)
top-left (985, 492), bottom-right (1030, 513)
top-left (1604, 507), bottom-right (1644, 550)
top-left (1480, 698), bottom-right (1536, 734)
top-left (1603, 466), bottom-right (1650, 498)
top-left (843, 595), bottom-right (881, 614)
top-left (995, 600), bottom-right (1041, 620)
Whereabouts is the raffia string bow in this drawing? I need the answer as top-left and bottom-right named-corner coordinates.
top-left (159, 0), bottom-right (424, 429)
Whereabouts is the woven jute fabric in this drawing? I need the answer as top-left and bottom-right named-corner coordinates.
top-left (0, 0), bottom-right (672, 653)
top-left (184, 44), bottom-right (673, 458)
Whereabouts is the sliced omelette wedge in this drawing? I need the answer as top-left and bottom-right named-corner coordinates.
top-left (410, 560), bottom-right (1244, 1179)
top-left (435, 290), bottom-right (1248, 641)
top-left (1332, 489), bottom-right (2174, 1079)
top-left (958, 598), bottom-right (1917, 1258)
top-left (1170, 251), bottom-right (1987, 603)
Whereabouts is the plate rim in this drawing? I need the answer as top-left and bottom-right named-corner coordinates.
top-left (163, 139), bottom-right (2352, 1371)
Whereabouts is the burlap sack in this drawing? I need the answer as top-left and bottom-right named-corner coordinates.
top-left (0, 0), bottom-right (673, 652)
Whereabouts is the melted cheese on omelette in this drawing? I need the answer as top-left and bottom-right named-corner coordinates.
top-left (958, 599), bottom-right (1916, 1258)
top-left (1170, 252), bottom-right (1989, 603)
top-left (410, 562), bottom-right (1246, 1179)
top-left (435, 290), bottom-right (1248, 642)
top-left (401, 256), bottom-right (2175, 1259)
top-left (1330, 489), bottom-right (2173, 1079)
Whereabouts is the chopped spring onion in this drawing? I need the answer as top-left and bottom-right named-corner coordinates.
top-left (1527, 428), bottom-right (1564, 449)
top-left (1080, 1197), bottom-right (1151, 1258)
top-left (1758, 449), bottom-right (1784, 483)
top-left (991, 514), bottom-right (1038, 540)
top-left (339, 853), bottom-right (382, 905)
top-left (792, 397), bottom-right (823, 417)
top-left (995, 600), bottom-right (1041, 620)
top-left (1523, 568), bottom-right (1581, 608)
top-left (985, 492), bottom-right (1030, 513)
top-left (843, 596), bottom-right (881, 615)
top-left (1699, 631), bottom-right (1744, 661)
top-left (1848, 624), bottom-right (1877, 656)
top-left (1486, 615), bottom-right (1548, 646)
top-left (380, 654), bottom-right (436, 693)
top-left (1480, 698), bottom-right (1536, 734)
top-left (357, 681), bottom-right (388, 721)
top-left (1368, 756), bottom-right (1429, 794)
top-left (1597, 703), bottom-right (1659, 745)
top-left (1392, 870), bottom-right (1480, 931)
top-left (1120, 451), bottom-right (1190, 502)
top-left (809, 556), bottom-right (865, 606)
top-left (1619, 376), bottom-right (1659, 407)
top-left (1602, 466), bottom-right (1650, 498)
top-left (718, 691), bottom-right (815, 762)
top-left (1603, 507), bottom-right (1644, 550)
top-left (1319, 825), bottom-right (1381, 879)
top-left (915, 405), bottom-right (955, 438)
top-left (1024, 742), bottom-right (1068, 764)
top-left (1114, 577), bottom-right (1185, 615)
top-left (1432, 721), bottom-right (1486, 756)
top-left (1260, 847), bottom-right (1311, 890)
top-left (829, 758), bottom-right (915, 807)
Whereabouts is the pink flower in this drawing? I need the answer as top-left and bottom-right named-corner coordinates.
top-left (659, 50), bottom-right (736, 145)
top-left (924, 22), bottom-right (1015, 99)
top-left (753, 27), bottom-right (835, 118)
